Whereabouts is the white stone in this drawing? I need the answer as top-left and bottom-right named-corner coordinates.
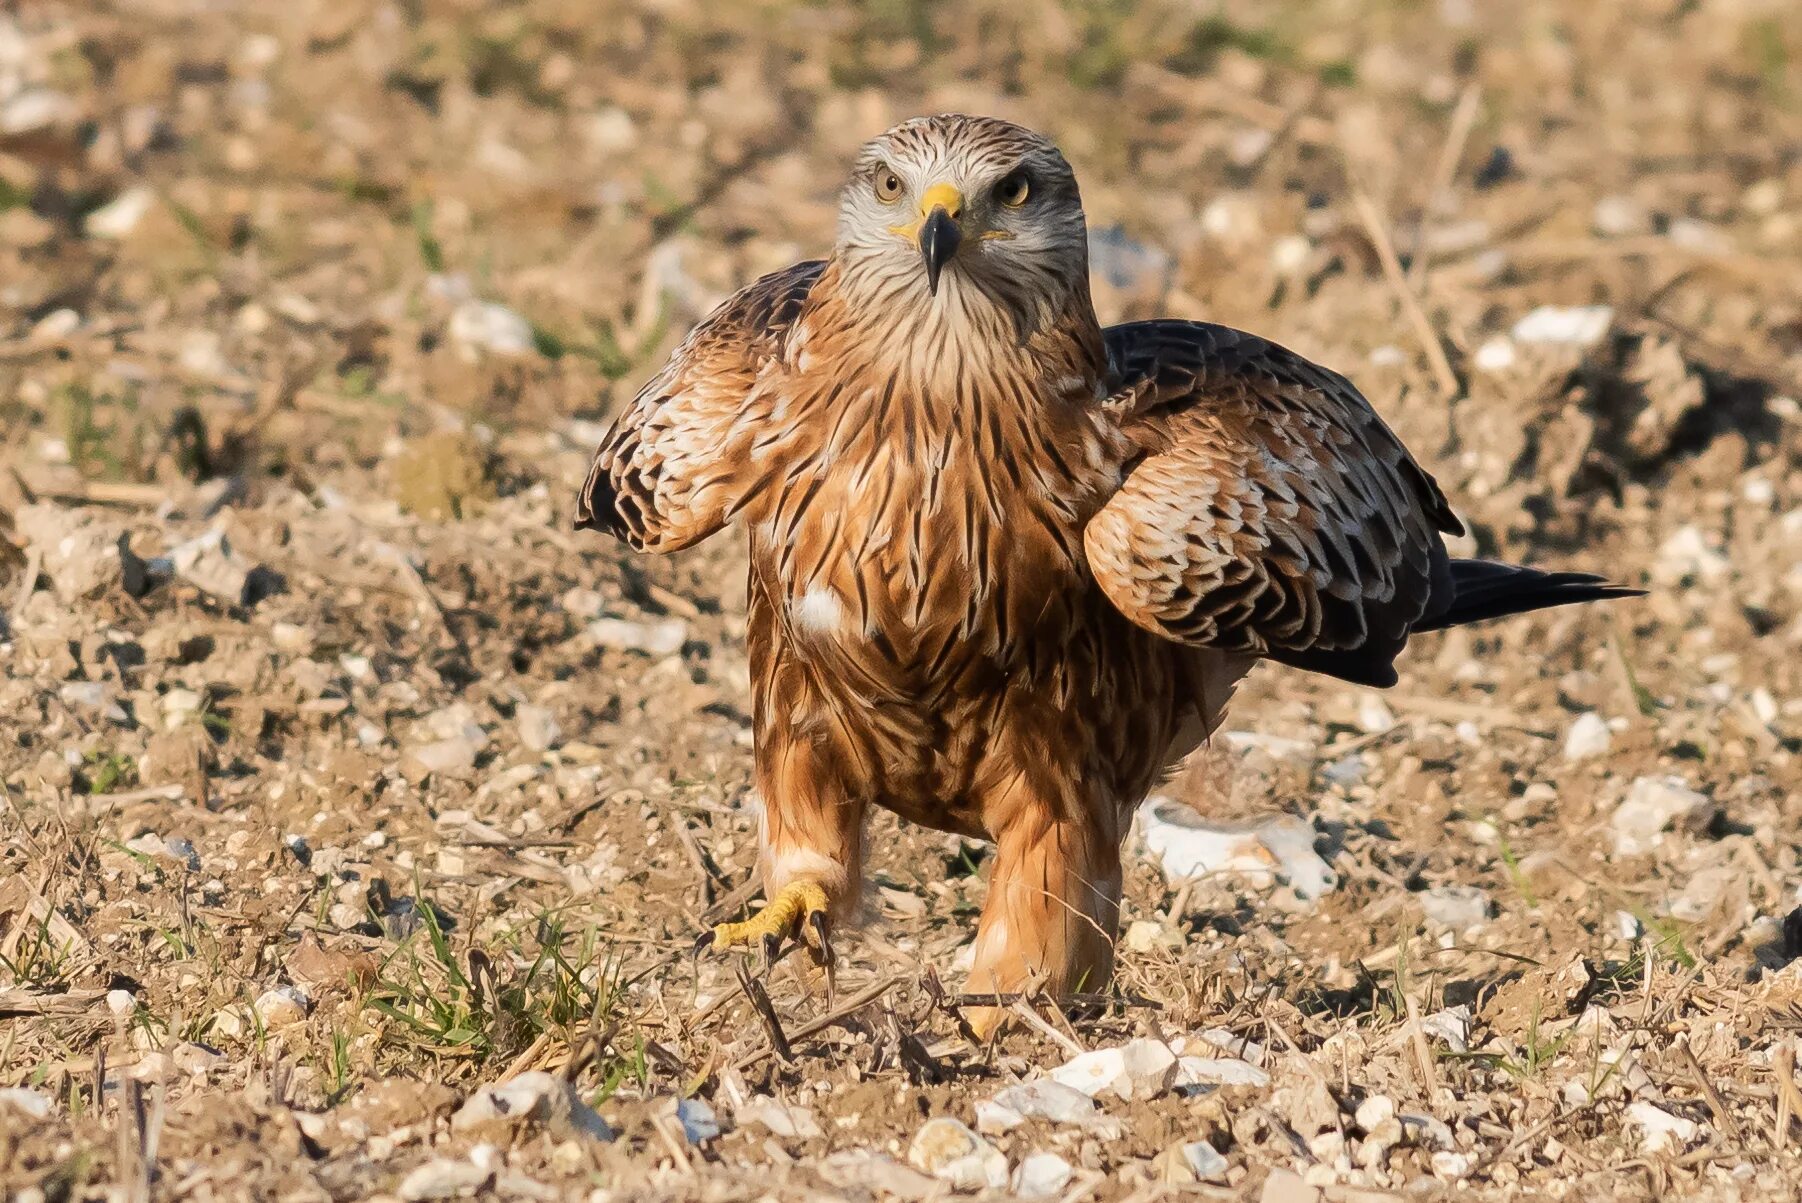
top-left (1511, 305), bottom-right (1613, 347)
top-left (975, 1079), bottom-right (1097, 1134)
top-left (1592, 195), bottom-right (1651, 237)
top-left (1420, 1005), bottom-right (1472, 1053)
top-left (1473, 336), bottom-right (1517, 373)
top-left (1627, 1101), bottom-right (1701, 1154)
top-left (1050, 1038), bottom-right (1177, 1101)
top-left (1611, 776), bottom-right (1716, 856)
top-left (733, 1095), bottom-right (821, 1139)
top-left (1654, 525), bottom-right (1730, 585)
top-left (515, 704), bottom-right (563, 752)
top-left (86, 186), bottom-right (157, 240)
top-left (1011, 1152), bottom-right (1075, 1197)
top-left (448, 300), bottom-right (536, 357)
top-left (1419, 885), bottom-right (1490, 930)
top-left (0, 1088), bottom-right (52, 1119)
top-left (452, 1071), bottom-right (613, 1141)
top-left (1137, 798), bottom-right (1336, 901)
top-left (907, 1117), bottom-right (1008, 1191)
top-left (673, 1097), bottom-right (719, 1143)
top-left (106, 988), bottom-right (136, 1017)
top-left (1356, 695), bottom-right (1395, 734)
top-left (253, 986), bottom-right (309, 1028)
top-left (587, 617), bottom-right (688, 656)
top-left (1122, 918), bottom-right (1178, 953)
top-left (1174, 1056), bottom-right (1269, 1089)
top-left (1181, 1140), bottom-right (1229, 1181)
top-left (397, 1159), bottom-right (491, 1201)
top-left (1355, 1095), bottom-right (1396, 1132)
top-left (1431, 1150), bottom-right (1473, 1179)
top-left (1563, 712), bottom-right (1613, 761)
top-left (1399, 1114), bottom-right (1456, 1149)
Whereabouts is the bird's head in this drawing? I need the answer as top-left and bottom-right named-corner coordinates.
top-left (835, 115), bottom-right (1090, 332)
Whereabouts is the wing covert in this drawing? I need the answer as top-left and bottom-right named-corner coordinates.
top-left (1084, 321), bottom-right (1461, 687)
top-left (574, 260), bottom-right (825, 551)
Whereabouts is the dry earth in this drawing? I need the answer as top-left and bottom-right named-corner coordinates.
top-left (3, 1), bottom-right (1802, 1200)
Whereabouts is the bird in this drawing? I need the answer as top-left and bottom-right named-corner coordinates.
top-left (574, 114), bottom-right (1638, 1025)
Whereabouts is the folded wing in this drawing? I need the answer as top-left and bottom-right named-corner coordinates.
top-left (575, 260), bottom-right (825, 551)
top-left (1084, 321), bottom-right (1463, 688)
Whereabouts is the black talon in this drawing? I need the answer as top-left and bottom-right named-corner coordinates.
top-left (693, 930), bottom-right (716, 955)
top-left (807, 910), bottom-right (834, 965)
top-left (761, 931), bottom-right (782, 968)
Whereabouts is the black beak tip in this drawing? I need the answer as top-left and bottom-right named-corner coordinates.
top-left (920, 208), bottom-right (962, 296)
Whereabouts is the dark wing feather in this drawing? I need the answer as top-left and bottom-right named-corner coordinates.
top-left (1084, 321), bottom-right (1462, 687)
top-left (574, 260), bottom-right (825, 551)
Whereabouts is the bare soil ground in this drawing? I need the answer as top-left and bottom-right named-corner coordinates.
top-left (3, 2), bottom-right (1802, 1200)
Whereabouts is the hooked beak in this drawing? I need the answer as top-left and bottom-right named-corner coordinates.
top-left (914, 182), bottom-right (964, 296)
top-left (920, 206), bottom-right (962, 295)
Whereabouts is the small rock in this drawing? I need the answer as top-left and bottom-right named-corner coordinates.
top-left (452, 1072), bottom-right (614, 1142)
top-left (1511, 305), bottom-right (1613, 347)
top-left (172, 1042), bottom-right (225, 1075)
top-left (1121, 918), bottom-right (1178, 953)
top-left (1355, 695), bottom-right (1395, 734)
top-left (907, 1117), bottom-right (1008, 1191)
top-left (1138, 798), bottom-right (1336, 901)
top-left (587, 617), bottom-right (688, 656)
top-left (674, 1097), bottom-right (720, 1144)
top-left (1627, 1101), bottom-right (1701, 1154)
top-left (515, 704), bottom-right (562, 752)
top-left (1592, 195), bottom-right (1651, 237)
top-left (1419, 1005), bottom-right (1472, 1053)
top-left (1431, 1150), bottom-right (1473, 1179)
top-left (975, 1079), bottom-right (1097, 1133)
top-left (396, 1159), bottom-right (491, 1201)
top-left (448, 300), bottom-right (537, 357)
top-left (1419, 885), bottom-right (1490, 930)
top-left (1355, 1095), bottom-right (1396, 1132)
top-left (1180, 1140), bottom-right (1229, 1181)
top-left (1051, 1038), bottom-right (1177, 1101)
top-left (1011, 1151), bottom-right (1075, 1197)
top-left (1616, 910), bottom-right (1644, 941)
top-left (1175, 1056), bottom-right (1269, 1089)
top-left (106, 989), bottom-right (136, 1017)
top-left (1473, 336), bottom-right (1517, 373)
top-left (169, 528), bottom-right (281, 606)
top-left (405, 737), bottom-right (481, 778)
top-left (1563, 712), bottom-right (1613, 761)
top-left (1399, 1114), bottom-right (1456, 1149)
top-left (1260, 1168), bottom-right (1321, 1203)
top-left (85, 187), bottom-right (157, 239)
top-left (1611, 776), bottom-right (1717, 856)
top-left (1654, 525), bottom-right (1730, 585)
top-left (130, 1052), bottom-right (174, 1082)
top-left (818, 1151), bottom-right (939, 1201)
top-left (0, 1088), bottom-right (52, 1120)
top-left (734, 1094), bottom-right (822, 1139)
top-left (253, 986), bottom-right (309, 1028)
top-left (0, 88), bottom-right (79, 135)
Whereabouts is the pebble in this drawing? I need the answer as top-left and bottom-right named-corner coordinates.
top-left (1260, 1167), bottom-right (1321, 1203)
top-left (1511, 304), bottom-right (1614, 347)
top-left (1473, 336), bottom-right (1517, 373)
top-left (1050, 1038), bottom-right (1177, 1101)
top-left (1011, 1151), bottom-right (1075, 1197)
top-left (1137, 798), bottom-right (1336, 901)
top-left (673, 1097), bottom-right (720, 1144)
top-left (1563, 712), bottom-right (1613, 761)
top-left (85, 186), bottom-right (157, 239)
top-left (397, 1159), bottom-right (491, 1201)
top-left (515, 704), bottom-right (563, 752)
top-left (448, 300), bottom-right (537, 357)
top-left (587, 617), bottom-right (689, 656)
top-left (1355, 1095), bottom-right (1396, 1131)
top-left (1419, 885), bottom-right (1491, 930)
top-left (59, 682), bottom-right (127, 724)
top-left (733, 1095), bottom-right (821, 1139)
top-left (1175, 1056), bottom-right (1269, 1089)
top-left (169, 527), bottom-right (280, 606)
top-left (1419, 1005), bottom-right (1472, 1053)
top-left (253, 985), bottom-right (309, 1028)
top-left (975, 1078), bottom-right (1097, 1133)
top-left (1180, 1139), bottom-right (1229, 1181)
top-left (106, 988), bottom-right (136, 1017)
top-left (1356, 695), bottom-right (1395, 734)
top-left (1611, 776), bottom-right (1717, 856)
top-left (172, 1042), bottom-right (225, 1075)
top-left (1121, 918), bottom-right (1179, 953)
top-left (1592, 194), bottom-right (1651, 237)
top-left (452, 1071), bottom-right (614, 1141)
top-left (0, 1088), bottom-right (52, 1119)
top-left (1627, 1101), bottom-right (1701, 1154)
top-left (1654, 525), bottom-right (1731, 585)
top-left (906, 1117), bottom-right (1008, 1191)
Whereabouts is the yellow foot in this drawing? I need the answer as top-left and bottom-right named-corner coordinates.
top-left (696, 879), bottom-right (833, 969)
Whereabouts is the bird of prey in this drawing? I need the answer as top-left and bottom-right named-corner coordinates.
top-left (575, 114), bottom-right (1635, 1023)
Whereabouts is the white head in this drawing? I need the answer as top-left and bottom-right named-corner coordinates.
top-left (834, 115), bottom-right (1091, 339)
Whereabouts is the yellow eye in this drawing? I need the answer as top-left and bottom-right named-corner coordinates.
top-left (873, 165), bottom-right (904, 203)
top-left (995, 170), bottom-right (1031, 207)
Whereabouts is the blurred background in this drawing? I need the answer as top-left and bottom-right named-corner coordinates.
top-left (3, 2), bottom-right (1802, 1199)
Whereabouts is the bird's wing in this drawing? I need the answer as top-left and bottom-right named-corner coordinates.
top-left (1084, 320), bottom-right (1463, 687)
top-left (574, 259), bottom-right (825, 551)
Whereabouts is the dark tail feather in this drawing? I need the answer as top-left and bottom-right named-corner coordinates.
top-left (1417, 559), bottom-right (1644, 632)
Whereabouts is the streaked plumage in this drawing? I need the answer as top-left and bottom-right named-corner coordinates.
top-left (576, 115), bottom-right (1636, 1020)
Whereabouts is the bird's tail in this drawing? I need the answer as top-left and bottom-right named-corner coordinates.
top-left (1417, 559), bottom-right (1644, 632)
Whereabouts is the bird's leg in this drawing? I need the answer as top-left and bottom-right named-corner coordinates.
top-left (964, 805), bottom-right (1122, 1038)
top-left (696, 877), bottom-right (832, 963)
